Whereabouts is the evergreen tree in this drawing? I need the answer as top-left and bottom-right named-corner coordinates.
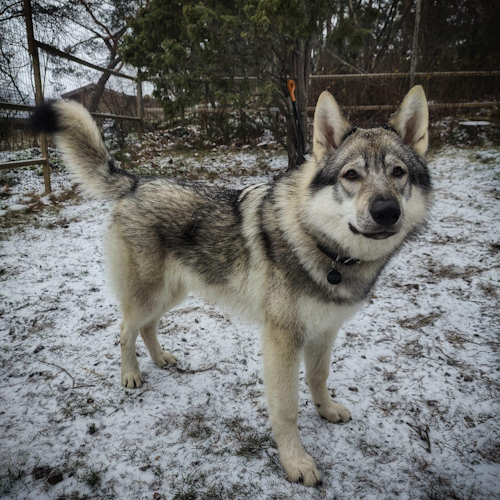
top-left (123, 0), bottom-right (331, 167)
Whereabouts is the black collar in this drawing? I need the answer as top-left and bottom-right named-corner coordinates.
top-left (316, 244), bottom-right (361, 266)
top-left (316, 244), bottom-right (361, 285)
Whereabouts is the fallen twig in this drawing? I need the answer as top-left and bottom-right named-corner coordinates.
top-left (176, 364), bottom-right (228, 375)
top-left (40, 360), bottom-right (75, 388)
top-left (406, 421), bottom-right (432, 453)
top-left (81, 366), bottom-right (104, 377)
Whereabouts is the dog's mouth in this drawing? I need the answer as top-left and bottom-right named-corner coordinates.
top-left (349, 223), bottom-right (397, 240)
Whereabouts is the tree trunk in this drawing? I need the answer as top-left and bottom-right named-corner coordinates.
top-left (286, 112), bottom-right (297, 170)
top-left (285, 37), bottom-right (312, 169)
top-left (88, 54), bottom-right (120, 112)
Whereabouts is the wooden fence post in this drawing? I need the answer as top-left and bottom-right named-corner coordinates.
top-left (136, 77), bottom-right (144, 139)
top-left (410, 0), bottom-right (422, 89)
top-left (24, 0), bottom-right (51, 194)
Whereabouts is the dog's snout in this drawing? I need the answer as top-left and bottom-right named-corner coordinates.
top-left (370, 199), bottom-right (401, 226)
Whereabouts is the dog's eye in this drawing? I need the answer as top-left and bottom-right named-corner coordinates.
top-left (344, 169), bottom-right (359, 181)
top-left (392, 166), bottom-right (405, 178)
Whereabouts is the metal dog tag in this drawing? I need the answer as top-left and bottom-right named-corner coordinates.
top-left (327, 268), bottom-right (342, 285)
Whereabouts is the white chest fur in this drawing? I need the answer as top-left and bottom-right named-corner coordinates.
top-left (296, 295), bottom-right (364, 342)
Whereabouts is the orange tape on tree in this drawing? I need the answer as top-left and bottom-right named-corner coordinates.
top-left (287, 79), bottom-right (296, 102)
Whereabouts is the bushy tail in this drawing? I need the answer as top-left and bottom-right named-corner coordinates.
top-left (31, 100), bottom-right (137, 200)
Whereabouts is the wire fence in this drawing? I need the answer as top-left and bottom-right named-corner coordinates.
top-left (0, 0), bottom-right (161, 193)
top-left (308, 72), bottom-right (500, 112)
top-left (1, 0), bottom-right (499, 194)
top-left (307, 71), bottom-right (500, 135)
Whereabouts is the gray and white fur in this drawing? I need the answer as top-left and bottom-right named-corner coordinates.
top-left (32, 86), bottom-right (432, 486)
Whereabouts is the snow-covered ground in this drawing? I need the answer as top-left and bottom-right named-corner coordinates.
top-left (1, 146), bottom-right (499, 499)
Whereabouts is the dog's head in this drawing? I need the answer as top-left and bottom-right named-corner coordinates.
top-left (305, 86), bottom-right (432, 261)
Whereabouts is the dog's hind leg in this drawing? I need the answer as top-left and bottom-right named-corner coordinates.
top-left (262, 322), bottom-right (322, 487)
top-left (140, 286), bottom-right (186, 368)
top-left (120, 283), bottom-right (186, 388)
top-left (304, 331), bottom-right (351, 423)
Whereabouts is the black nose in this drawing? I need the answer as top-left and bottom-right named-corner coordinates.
top-left (370, 199), bottom-right (401, 226)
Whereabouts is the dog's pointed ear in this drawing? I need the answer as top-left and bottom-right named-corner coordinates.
top-left (313, 91), bottom-right (351, 162)
top-left (389, 85), bottom-right (429, 156)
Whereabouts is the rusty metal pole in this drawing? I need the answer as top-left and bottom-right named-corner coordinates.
top-left (410, 0), bottom-right (422, 89)
top-left (24, 0), bottom-right (51, 194)
top-left (136, 76), bottom-right (144, 139)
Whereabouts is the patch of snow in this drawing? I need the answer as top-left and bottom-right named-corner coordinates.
top-left (7, 204), bottom-right (29, 212)
top-left (0, 148), bottom-right (74, 198)
top-left (39, 195), bottom-right (52, 205)
top-left (259, 128), bottom-right (274, 143)
top-left (459, 121), bottom-right (492, 126)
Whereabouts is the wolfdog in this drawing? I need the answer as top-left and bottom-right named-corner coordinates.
top-left (32, 86), bottom-right (432, 486)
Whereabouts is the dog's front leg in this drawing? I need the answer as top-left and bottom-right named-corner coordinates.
top-left (304, 331), bottom-right (351, 423)
top-left (120, 319), bottom-right (143, 389)
top-left (262, 322), bottom-right (322, 486)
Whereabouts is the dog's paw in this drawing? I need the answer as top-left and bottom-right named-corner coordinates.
top-left (155, 350), bottom-right (178, 368)
top-left (121, 369), bottom-right (143, 389)
top-left (280, 451), bottom-right (322, 487)
top-left (317, 401), bottom-right (351, 423)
